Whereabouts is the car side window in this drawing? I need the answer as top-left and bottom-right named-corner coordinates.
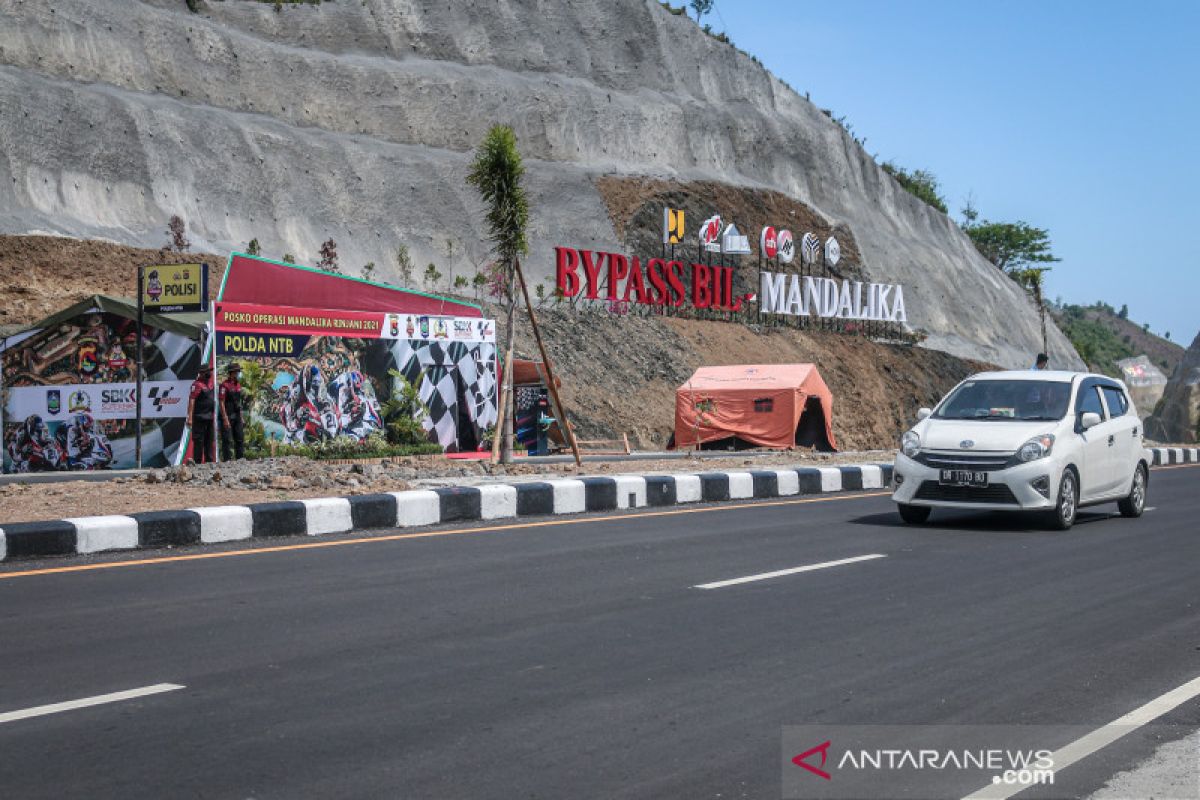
top-left (1076, 385), bottom-right (1106, 419)
top-left (1100, 386), bottom-right (1128, 417)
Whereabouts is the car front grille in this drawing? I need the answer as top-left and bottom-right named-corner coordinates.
top-left (914, 452), bottom-right (1015, 472)
top-left (914, 481), bottom-right (1020, 504)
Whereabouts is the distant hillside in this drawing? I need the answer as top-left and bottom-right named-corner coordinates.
top-left (1051, 302), bottom-right (1183, 378)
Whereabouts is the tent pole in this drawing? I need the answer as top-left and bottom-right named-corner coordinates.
top-left (514, 257), bottom-right (581, 466)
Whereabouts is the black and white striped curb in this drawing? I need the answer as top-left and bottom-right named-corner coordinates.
top-left (0, 464), bottom-right (892, 563)
top-left (1149, 447), bottom-right (1199, 466)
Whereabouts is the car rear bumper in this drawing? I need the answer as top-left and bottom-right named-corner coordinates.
top-left (891, 452), bottom-right (1059, 511)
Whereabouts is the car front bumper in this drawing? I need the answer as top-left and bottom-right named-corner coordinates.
top-left (891, 452), bottom-right (1060, 511)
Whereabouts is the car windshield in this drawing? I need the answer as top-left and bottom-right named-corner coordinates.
top-left (934, 379), bottom-right (1071, 421)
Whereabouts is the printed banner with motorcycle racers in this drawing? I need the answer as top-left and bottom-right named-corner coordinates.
top-left (2, 307), bottom-right (201, 473)
top-left (214, 302), bottom-right (498, 452)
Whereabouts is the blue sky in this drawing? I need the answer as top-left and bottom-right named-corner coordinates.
top-left (708, 0), bottom-right (1198, 346)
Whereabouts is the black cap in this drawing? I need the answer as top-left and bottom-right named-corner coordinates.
top-left (226, 363), bottom-right (241, 373)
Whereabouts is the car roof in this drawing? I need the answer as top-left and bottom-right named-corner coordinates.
top-left (968, 370), bottom-right (1122, 385)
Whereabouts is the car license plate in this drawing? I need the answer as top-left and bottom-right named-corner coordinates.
top-left (940, 469), bottom-right (988, 487)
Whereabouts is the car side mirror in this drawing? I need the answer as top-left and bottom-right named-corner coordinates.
top-left (1080, 412), bottom-right (1102, 430)
top-left (917, 407), bottom-right (932, 421)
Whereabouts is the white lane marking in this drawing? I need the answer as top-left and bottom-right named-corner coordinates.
top-left (962, 673), bottom-right (1200, 799)
top-left (694, 554), bottom-right (886, 590)
top-left (0, 683), bottom-right (185, 725)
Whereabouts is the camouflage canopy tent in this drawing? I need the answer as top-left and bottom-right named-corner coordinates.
top-left (0, 295), bottom-right (206, 473)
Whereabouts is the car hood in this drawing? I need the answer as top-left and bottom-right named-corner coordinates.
top-left (917, 419), bottom-right (1059, 453)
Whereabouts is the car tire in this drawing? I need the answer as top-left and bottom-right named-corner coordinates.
top-left (1117, 463), bottom-right (1147, 518)
top-left (897, 503), bottom-right (931, 524)
top-left (1045, 468), bottom-right (1078, 531)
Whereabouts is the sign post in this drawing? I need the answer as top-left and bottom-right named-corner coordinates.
top-left (137, 263), bottom-right (209, 468)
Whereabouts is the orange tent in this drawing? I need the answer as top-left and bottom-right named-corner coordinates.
top-left (673, 364), bottom-right (838, 451)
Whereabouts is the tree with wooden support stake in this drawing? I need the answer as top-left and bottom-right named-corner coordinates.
top-left (467, 125), bottom-right (580, 465)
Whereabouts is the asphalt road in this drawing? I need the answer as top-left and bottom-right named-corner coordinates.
top-left (1, 464), bottom-right (1198, 799)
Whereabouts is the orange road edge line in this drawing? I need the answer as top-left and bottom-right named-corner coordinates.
top-left (0, 491), bottom-right (893, 580)
top-left (1151, 463), bottom-right (1200, 471)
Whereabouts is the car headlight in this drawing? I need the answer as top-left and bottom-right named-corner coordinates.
top-left (1017, 434), bottom-right (1055, 462)
top-left (901, 431), bottom-right (921, 458)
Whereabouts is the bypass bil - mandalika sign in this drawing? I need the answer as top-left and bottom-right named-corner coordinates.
top-left (552, 207), bottom-right (908, 322)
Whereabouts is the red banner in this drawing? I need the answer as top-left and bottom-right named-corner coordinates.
top-left (216, 303), bottom-right (386, 337)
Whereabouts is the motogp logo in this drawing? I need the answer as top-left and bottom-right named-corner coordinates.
top-left (147, 386), bottom-right (180, 412)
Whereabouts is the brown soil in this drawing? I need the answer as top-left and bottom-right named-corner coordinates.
top-left (497, 303), bottom-right (992, 452)
top-left (594, 175), bottom-right (864, 280)
top-left (0, 235), bottom-right (221, 331)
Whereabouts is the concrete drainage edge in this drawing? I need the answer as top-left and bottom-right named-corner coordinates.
top-left (0, 450), bottom-right (1193, 563)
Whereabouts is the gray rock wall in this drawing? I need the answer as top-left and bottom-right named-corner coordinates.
top-left (1146, 332), bottom-right (1200, 443)
top-left (0, 0), bottom-right (1082, 369)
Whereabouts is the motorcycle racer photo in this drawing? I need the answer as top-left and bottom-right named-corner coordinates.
top-left (56, 411), bottom-right (114, 470)
top-left (6, 414), bottom-right (66, 473)
top-left (332, 369), bottom-right (383, 439)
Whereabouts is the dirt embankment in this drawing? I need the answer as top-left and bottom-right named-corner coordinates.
top-left (497, 304), bottom-right (992, 452)
top-left (0, 235), bottom-right (221, 332)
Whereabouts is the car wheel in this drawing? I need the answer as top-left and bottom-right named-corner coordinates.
top-left (897, 503), bottom-right (931, 524)
top-left (1117, 463), bottom-right (1147, 518)
top-left (1045, 468), bottom-right (1078, 530)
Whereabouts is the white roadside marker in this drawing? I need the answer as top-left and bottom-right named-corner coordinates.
top-left (962, 673), bottom-right (1200, 799)
top-left (0, 683), bottom-right (185, 725)
top-left (694, 554), bottom-right (886, 590)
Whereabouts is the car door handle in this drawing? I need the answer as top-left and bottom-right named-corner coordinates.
top-left (1108, 435), bottom-right (1115, 446)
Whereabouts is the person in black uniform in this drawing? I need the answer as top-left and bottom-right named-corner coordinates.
top-left (187, 364), bottom-right (220, 464)
top-left (220, 362), bottom-right (246, 461)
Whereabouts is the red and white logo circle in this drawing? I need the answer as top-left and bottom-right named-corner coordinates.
top-left (761, 226), bottom-right (778, 259)
top-left (699, 215), bottom-right (723, 249)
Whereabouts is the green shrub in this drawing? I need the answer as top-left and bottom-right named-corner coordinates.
top-left (881, 162), bottom-right (948, 214)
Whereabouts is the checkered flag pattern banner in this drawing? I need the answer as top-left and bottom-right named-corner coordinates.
top-left (385, 339), bottom-right (498, 451)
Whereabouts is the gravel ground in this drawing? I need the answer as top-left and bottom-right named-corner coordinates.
top-left (0, 450), bottom-right (894, 524)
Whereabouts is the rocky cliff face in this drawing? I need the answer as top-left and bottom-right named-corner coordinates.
top-left (1146, 332), bottom-right (1200, 443)
top-left (0, 0), bottom-right (1082, 369)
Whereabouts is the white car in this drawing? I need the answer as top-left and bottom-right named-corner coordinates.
top-left (892, 371), bottom-right (1149, 529)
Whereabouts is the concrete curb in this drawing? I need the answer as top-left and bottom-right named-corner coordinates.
top-left (0, 463), bottom-right (894, 563)
top-left (1149, 446), bottom-right (1200, 467)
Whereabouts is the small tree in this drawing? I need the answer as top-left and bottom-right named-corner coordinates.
top-left (453, 275), bottom-right (469, 292)
top-left (466, 125), bottom-right (529, 464)
top-left (1118, 303), bottom-right (1129, 319)
top-left (166, 215), bottom-right (190, 251)
top-left (360, 262), bottom-right (376, 281)
top-left (318, 238), bottom-right (339, 272)
top-left (382, 369), bottom-right (428, 446)
top-left (472, 271), bottom-right (487, 302)
top-left (963, 220), bottom-right (1060, 274)
top-left (246, 238), bottom-right (261, 256)
top-left (395, 244), bottom-right (414, 285)
top-left (282, 253), bottom-right (296, 264)
top-left (424, 262), bottom-right (443, 288)
top-left (535, 283), bottom-right (546, 306)
top-left (690, 0), bottom-right (713, 23)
